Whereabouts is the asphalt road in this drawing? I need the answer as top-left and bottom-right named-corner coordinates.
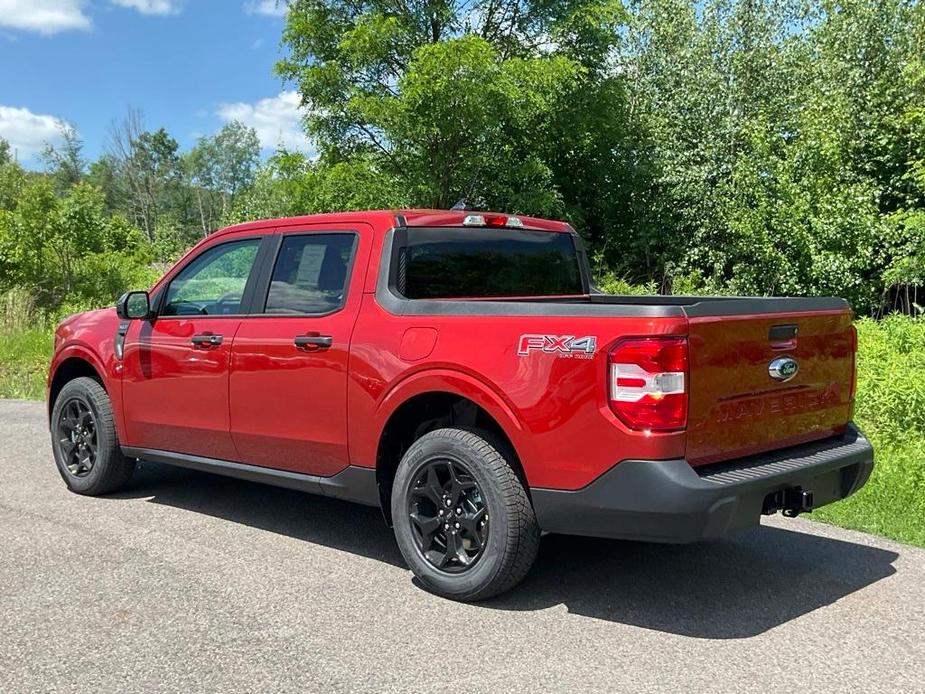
top-left (1, 399), bottom-right (923, 693)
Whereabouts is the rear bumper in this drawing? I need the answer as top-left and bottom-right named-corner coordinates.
top-left (531, 424), bottom-right (873, 543)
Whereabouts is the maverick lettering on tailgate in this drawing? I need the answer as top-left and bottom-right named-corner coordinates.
top-left (713, 383), bottom-right (842, 423)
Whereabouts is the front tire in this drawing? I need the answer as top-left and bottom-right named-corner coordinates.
top-left (50, 377), bottom-right (135, 495)
top-left (391, 428), bottom-right (540, 601)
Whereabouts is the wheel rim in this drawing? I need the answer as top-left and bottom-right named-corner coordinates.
top-left (407, 458), bottom-right (489, 573)
top-left (56, 397), bottom-right (98, 478)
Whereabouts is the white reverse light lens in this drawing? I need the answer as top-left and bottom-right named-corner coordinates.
top-left (610, 363), bottom-right (686, 402)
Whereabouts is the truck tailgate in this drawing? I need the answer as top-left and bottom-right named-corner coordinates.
top-left (685, 307), bottom-right (855, 466)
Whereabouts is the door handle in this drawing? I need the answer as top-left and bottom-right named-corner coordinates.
top-left (191, 333), bottom-right (223, 347)
top-left (294, 334), bottom-right (333, 351)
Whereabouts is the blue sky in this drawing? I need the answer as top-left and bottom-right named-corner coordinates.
top-left (0, 0), bottom-right (309, 167)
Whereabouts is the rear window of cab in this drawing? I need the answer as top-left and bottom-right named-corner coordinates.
top-left (396, 227), bottom-right (584, 299)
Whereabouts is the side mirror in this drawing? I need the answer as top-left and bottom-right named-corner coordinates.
top-left (116, 291), bottom-right (151, 320)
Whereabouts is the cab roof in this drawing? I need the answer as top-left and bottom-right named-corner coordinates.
top-left (214, 209), bottom-right (573, 238)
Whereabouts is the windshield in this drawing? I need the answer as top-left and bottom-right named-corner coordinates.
top-left (398, 227), bottom-right (584, 299)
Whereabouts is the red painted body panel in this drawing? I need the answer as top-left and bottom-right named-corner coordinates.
top-left (47, 209), bottom-right (857, 494)
top-left (228, 222), bottom-right (374, 476)
top-left (47, 308), bottom-right (126, 440)
top-left (347, 294), bottom-right (688, 489)
top-left (121, 317), bottom-right (244, 460)
top-left (118, 227), bottom-right (268, 461)
top-left (685, 310), bottom-right (855, 466)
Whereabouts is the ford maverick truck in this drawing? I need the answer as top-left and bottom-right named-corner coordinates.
top-left (47, 210), bottom-right (874, 600)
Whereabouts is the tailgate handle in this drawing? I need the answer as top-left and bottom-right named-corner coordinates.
top-left (769, 324), bottom-right (798, 346)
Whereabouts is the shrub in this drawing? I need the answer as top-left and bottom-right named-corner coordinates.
top-left (594, 274), bottom-right (657, 295)
top-left (853, 315), bottom-right (925, 437)
top-left (815, 314), bottom-right (925, 545)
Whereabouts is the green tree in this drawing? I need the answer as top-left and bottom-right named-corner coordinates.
top-left (40, 124), bottom-right (85, 194)
top-left (0, 176), bottom-right (152, 308)
top-left (107, 110), bottom-right (183, 240)
top-left (227, 149), bottom-right (407, 222)
top-left (186, 121), bottom-right (261, 235)
top-left (277, 0), bottom-right (634, 213)
top-left (378, 36), bottom-right (576, 211)
top-left (882, 51), bottom-right (925, 312)
top-left (87, 154), bottom-right (120, 212)
top-left (615, 0), bottom-right (925, 309)
top-left (0, 139), bottom-right (26, 212)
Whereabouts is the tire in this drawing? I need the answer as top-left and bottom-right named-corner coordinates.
top-left (391, 428), bottom-right (540, 601)
top-left (50, 376), bottom-right (135, 496)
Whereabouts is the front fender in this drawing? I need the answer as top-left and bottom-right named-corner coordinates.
top-left (48, 316), bottom-right (124, 439)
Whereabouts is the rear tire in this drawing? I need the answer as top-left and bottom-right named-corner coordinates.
top-left (391, 428), bottom-right (540, 601)
top-left (50, 377), bottom-right (135, 495)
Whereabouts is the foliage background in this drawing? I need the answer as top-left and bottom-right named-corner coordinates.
top-left (0, 0), bottom-right (922, 545)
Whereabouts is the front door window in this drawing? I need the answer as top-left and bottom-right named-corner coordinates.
top-left (163, 239), bottom-right (260, 316)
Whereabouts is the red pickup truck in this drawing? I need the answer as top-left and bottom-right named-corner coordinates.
top-left (48, 209), bottom-right (873, 600)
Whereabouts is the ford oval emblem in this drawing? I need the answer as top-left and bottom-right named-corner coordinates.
top-left (769, 356), bottom-right (799, 382)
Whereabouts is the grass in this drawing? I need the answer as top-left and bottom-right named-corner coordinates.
top-left (0, 326), bottom-right (52, 400)
top-left (813, 315), bottom-right (925, 546)
top-left (814, 435), bottom-right (924, 545)
top-left (1, 296), bottom-right (922, 547)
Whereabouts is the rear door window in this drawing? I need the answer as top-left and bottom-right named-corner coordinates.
top-left (264, 233), bottom-right (357, 314)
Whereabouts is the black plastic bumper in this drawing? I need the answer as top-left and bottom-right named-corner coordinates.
top-left (531, 424), bottom-right (874, 543)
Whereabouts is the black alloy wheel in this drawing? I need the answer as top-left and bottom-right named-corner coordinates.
top-left (56, 397), bottom-right (98, 478)
top-left (407, 458), bottom-right (489, 572)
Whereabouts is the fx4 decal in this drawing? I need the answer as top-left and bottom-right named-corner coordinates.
top-left (518, 334), bottom-right (597, 359)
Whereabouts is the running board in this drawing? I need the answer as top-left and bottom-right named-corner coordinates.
top-left (121, 446), bottom-right (379, 507)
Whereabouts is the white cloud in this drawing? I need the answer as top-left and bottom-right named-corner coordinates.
top-left (0, 0), bottom-right (185, 33)
top-left (244, 0), bottom-right (288, 18)
top-left (217, 91), bottom-right (311, 152)
top-left (111, 0), bottom-right (182, 15)
top-left (0, 105), bottom-right (68, 162)
top-left (0, 0), bottom-right (91, 34)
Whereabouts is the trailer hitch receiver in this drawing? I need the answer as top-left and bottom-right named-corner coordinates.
top-left (762, 487), bottom-right (814, 517)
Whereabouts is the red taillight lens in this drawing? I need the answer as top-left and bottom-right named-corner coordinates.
top-left (848, 324), bottom-right (858, 418)
top-left (608, 337), bottom-right (689, 432)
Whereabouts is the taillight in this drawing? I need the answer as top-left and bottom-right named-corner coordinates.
top-left (848, 324), bottom-right (858, 418)
top-left (608, 337), bottom-right (689, 432)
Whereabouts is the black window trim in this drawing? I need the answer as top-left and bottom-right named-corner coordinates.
top-left (152, 235), bottom-right (272, 319)
top-left (248, 228), bottom-right (360, 319)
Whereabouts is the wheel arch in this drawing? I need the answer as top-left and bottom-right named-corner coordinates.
top-left (48, 353), bottom-right (106, 420)
top-left (373, 375), bottom-right (533, 525)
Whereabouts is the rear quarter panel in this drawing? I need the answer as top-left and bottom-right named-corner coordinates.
top-left (348, 297), bottom-right (688, 490)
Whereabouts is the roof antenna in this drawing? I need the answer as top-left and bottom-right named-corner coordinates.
top-left (450, 197), bottom-right (469, 211)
